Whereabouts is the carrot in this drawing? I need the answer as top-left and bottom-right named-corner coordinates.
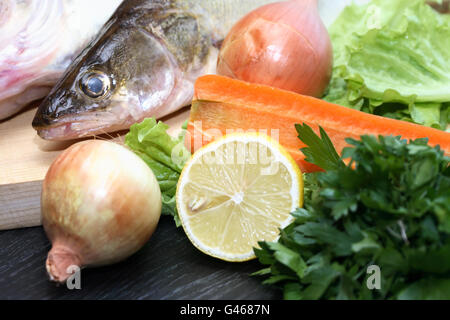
top-left (187, 75), bottom-right (450, 172)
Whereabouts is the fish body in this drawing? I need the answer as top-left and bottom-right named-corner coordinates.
top-left (0, 0), bottom-right (123, 120)
top-left (32, 0), bottom-right (282, 140)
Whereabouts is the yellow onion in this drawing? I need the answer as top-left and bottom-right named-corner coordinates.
top-left (42, 140), bottom-right (161, 283)
top-left (217, 0), bottom-right (332, 97)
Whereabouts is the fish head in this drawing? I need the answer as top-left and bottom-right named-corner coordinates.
top-left (32, 20), bottom-right (182, 140)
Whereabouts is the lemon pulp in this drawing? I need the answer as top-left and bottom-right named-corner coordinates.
top-left (176, 133), bottom-right (303, 261)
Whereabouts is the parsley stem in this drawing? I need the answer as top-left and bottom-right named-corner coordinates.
top-left (398, 220), bottom-right (409, 246)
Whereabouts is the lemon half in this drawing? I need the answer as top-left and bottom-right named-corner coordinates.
top-left (176, 133), bottom-right (303, 261)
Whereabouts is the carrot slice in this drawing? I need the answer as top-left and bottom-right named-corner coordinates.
top-left (187, 75), bottom-right (450, 172)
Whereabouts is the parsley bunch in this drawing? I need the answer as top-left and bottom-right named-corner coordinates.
top-left (254, 124), bottom-right (450, 299)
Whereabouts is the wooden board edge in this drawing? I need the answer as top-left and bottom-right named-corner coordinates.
top-left (0, 180), bottom-right (42, 230)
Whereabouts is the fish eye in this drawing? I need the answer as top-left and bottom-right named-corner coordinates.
top-left (79, 71), bottom-right (111, 99)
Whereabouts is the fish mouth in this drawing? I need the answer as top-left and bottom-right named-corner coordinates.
top-left (35, 122), bottom-right (90, 141)
top-left (33, 112), bottom-right (129, 141)
top-left (35, 121), bottom-right (126, 141)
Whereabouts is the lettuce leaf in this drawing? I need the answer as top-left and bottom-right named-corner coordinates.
top-left (323, 0), bottom-right (450, 130)
top-left (125, 118), bottom-right (190, 226)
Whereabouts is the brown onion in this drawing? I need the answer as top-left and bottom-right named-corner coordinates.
top-left (42, 140), bottom-right (161, 283)
top-left (217, 0), bottom-right (332, 97)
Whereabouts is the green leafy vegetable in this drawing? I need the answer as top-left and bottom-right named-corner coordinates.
top-left (323, 0), bottom-right (450, 130)
top-left (254, 124), bottom-right (450, 299)
top-left (125, 118), bottom-right (190, 226)
top-left (295, 124), bottom-right (345, 171)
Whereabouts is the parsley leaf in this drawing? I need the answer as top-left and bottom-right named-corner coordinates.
top-left (254, 124), bottom-right (450, 299)
top-left (295, 124), bottom-right (345, 171)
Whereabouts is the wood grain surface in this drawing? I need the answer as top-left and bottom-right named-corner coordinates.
top-left (0, 106), bottom-right (190, 230)
top-left (0, 181), bottom-right (42, 230)
top-left (0, 216), bottom-right (280, 300)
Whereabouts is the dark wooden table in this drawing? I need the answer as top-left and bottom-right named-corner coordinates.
top-left (0, 216), bottom-right (280, 300)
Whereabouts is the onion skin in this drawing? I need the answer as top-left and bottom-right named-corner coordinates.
top-left (42, 140), bottom-right (162, 283)
top-left (217, 0), bottom-right (332, 97)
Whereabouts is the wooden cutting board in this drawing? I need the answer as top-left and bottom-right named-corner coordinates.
top-left (0, 106), bottom-right (190, 230)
